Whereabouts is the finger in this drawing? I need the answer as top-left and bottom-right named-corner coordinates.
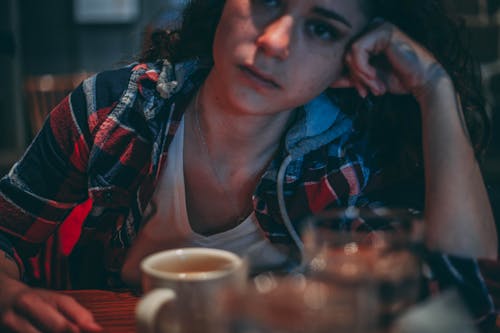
top-left (368, 77), bottom-right (386, 96)
top-left (328, 65), bottom-right (369, 97)
top-left (349, 50), bottom-right (377, 80)
top-left (355, 70), bottom-right (385, 96)
top-left (345, 53), bottom-right (385, 96)
top-left (1, 310), bottom-right (42, 333)
top-left (348, 25), bottom-right (392, 78)
top-left (330, 72), bottom-right (375, 98)
top-left (55, 295), bottom-right (102, 332)
top-left (330, 75), bottom-right (355, 88)
top-left (352, 77), bottom-right (368, 98)
top-left (13, 292), bottom-right (80, 333)
top-left (347, 65), bottom-right (384, 96)
top-left (384, 72), bottom-right (409, 95)
top-left (335, 53), bottom-right (380, 97)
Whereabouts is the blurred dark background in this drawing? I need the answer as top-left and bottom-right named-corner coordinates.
top-left (0, 0), bottom-right (499, 223)
top-left (444, 0), bottom-right (500, 230)
top-left (0, 0), bottom-right (185, 171)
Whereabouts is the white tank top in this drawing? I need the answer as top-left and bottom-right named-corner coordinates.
top-left (138, 117), bottom-right (288, 274)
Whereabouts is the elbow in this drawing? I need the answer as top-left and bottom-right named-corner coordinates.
top-left (425, 226), bottom-right (498, 260)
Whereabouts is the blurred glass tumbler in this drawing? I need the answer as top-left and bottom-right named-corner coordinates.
top-left (135, 247), bottom-right (247, 333)
top-left (223, 273), bottom-right (378, 333)
top-left (302, 207), bottom-right (423, 330)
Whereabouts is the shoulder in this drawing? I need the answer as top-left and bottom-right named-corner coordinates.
top-left (83, 59), bottom-right (201, 109)
top-left (69, 62), bottom-right (165, 132)
top-left (93, 65), bottom-right (137, 102)
top-left (84, 61), bottom-right (165, 110)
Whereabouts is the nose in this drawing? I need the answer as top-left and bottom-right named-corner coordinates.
top-left (256, 15), bottom-right (293, 60)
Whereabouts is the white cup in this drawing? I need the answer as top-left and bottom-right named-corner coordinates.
top-left (136, 247), bottom-right (247, 333)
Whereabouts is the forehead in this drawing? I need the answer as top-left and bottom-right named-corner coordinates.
top-left (288, 0), bottom-right (364, 12)
top-left (292, 0), bottom-right (367, 30)
top-left (277, 0), bottom-right (368, 29)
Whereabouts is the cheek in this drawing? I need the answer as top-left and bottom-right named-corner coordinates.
top-left (327, 47), bottom-right (347, 75)
top-left (297, 51), bottom-right (345, 88)
top-left (289, 76), bottom-right (334, 107)
top-left (213, 2), bottom-right (242, 56)
top-left (213, 13), bottom-right (254, 63)
top-left (213, 14), bottom-right (232, 55)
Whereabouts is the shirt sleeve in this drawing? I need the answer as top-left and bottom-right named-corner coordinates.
top-left (0, 81), bottom-right (92, 274)
top-left (423, 251), bottom-right (497, 331)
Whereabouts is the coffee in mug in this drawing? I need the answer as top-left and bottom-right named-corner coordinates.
top-left (136, 247), bottom-right (247, 333)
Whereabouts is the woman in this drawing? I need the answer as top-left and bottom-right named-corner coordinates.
top-left (0, 0), bottom-right (497, 332)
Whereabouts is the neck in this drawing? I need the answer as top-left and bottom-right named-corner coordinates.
top-left (189, 81), bottom-right (294, 175)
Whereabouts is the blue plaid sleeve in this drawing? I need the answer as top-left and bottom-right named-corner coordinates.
top-left (423, 250), bottom-right (496, 331)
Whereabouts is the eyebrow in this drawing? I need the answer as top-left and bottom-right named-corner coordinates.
top-left (312, 7), bottom-right (353, 28)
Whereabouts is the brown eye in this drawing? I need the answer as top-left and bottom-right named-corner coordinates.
top-left (254, 0), bottom-right (281, 8)
top-left (306, 20), bottom-right (341, 41)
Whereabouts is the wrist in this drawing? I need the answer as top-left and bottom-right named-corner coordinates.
top-left (0, 272), bottom-right (29, 305)
top-left (0, 271), bottom-right (23, 287)
top-left (413, 66), bottom-right (454, 106)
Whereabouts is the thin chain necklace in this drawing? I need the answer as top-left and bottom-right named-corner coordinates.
top-left (192, 90), bottom-right (251, 225)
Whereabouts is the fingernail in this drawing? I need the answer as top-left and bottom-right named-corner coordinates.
top-left (376, 81), bottom-right (385, 94)
top-left (359, 88), bottom-right (368, 98)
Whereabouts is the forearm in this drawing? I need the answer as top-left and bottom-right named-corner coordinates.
top-left (0, 249), bottom-right (28, 312)
top-left (417, 75), bottom-right (497, 259)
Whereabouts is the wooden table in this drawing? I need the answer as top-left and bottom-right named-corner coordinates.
top-left (62, 290), bottom-right (139, 333)
top-left (62, 289), bottom-right (500, 333)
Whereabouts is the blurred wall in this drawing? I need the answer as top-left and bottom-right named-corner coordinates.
top-left (20, 0), bottom-right (186, 75)
top-left (0, 0), bottom-right (24, 167)
top-left (445, 0), bottom-right (500, 223)
top-left (445, 0), bottom-right (500, 180)
top-left (0, 0), bottom-right (187, 173)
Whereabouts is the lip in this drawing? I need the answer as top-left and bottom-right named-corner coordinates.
top-left (238, 65), bottom-right (281, 90)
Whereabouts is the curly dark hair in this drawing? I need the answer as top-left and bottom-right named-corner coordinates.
top-left (140, 0), bottom-right (490, 174)
top-left (361, 0), bottom-right (489, 169)
top-left (140, 0), bottom-right (223, 62)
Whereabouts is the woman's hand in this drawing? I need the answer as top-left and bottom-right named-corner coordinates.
top-left (0, 273), bottom-right (102, 333)
top-left (333, 21), bottom-right (498, 259)
top-left (333, 21), bottom-right (450, 101)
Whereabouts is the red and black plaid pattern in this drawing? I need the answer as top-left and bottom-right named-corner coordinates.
top-left (0, 60), bottom-right (496, 329)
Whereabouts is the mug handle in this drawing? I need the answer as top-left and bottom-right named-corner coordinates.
top-left (136, 288), bottom-right (177, 333)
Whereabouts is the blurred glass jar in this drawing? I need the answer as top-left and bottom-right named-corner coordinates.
top-left (220, 273), bottom-right (378, 333)
top-left (301, 207), bottom-right (424, 330)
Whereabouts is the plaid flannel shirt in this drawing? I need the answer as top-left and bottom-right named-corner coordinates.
top-left (0, 60), bottom-right (495, 328)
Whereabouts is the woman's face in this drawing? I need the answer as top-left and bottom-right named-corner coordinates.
top-left (210, 0), bottom-right (370, 115)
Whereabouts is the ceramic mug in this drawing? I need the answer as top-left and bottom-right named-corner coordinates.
top-left (136, 247), bottom-right (247, 333)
